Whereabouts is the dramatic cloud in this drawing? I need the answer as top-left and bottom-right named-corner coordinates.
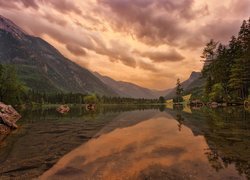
top-left (66, 44), bottom-right (86, 56)
top-left (45, 0), bottom-right (82, 15)
top-left (0, 0), bottom-right (39, 9)
top-left (138, 61), bottom-right (159, 72)
top-left (0, 0), bottom-right (81, 14)
top-left (135, 49), bottom-right (184, 63)
top-left (96, 0), bottom-right (208, 46)
top-left (0, 0), bottom-right (249, 89)
top-left (43, 13), bottom-right (67, 26)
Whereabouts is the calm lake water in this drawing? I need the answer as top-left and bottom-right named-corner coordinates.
top-left (0, 105), bottom-right (249, 179)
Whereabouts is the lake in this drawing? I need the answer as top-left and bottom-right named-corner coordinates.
top-left (0, 105), bottom-right (249, 179)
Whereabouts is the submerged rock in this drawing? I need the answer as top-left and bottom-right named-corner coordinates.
top-left (210, 102), bottom-right (218, 108)
top-left (85, 104), bottom-right (96, 111)
top-left (56, 105), bottom-right (70, 114)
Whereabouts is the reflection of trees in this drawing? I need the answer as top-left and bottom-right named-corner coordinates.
top-left (204, 148), bottom-right (224, 172)
top-left (176, 114), bottom-right (185, 132)
top-left (158, 105), bottom-right (165, 112)
top-left (168, 107), bottom-right (250, 178)
top-left (173, 104), bottom-right (184, 111)
top-left (200, 107), bottom-right (250, 179)
top-left (19, 105), bottom-right (163, 122)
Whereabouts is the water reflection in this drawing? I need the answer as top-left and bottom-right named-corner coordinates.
top-left (41, 107), bottom-right (248, 180)
top-left (165, 106), bottom-right (250, 179)
top-left (0, 105), bottom-right (249, 179)
top-left (0, 105), bottom-right (163, 179)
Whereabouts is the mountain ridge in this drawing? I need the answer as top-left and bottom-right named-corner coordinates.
top-left (94, 72), bottom-right (171, 99)
top-left (165, 71), bottom-right (205, 99)
top-left (0, 15), bottom-right (203, 99)
top-left (0, 15), bottom-right (116, 96)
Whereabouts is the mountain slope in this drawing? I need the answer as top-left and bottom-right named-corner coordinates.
top-left (0, 15), bottom-right (116, 96)
top-left (165, 71), bottom-right (205, 99)
top-left (94, 72), bottom-right (170, 99)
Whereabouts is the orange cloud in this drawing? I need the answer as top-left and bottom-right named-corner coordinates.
top-left (66, 44), bottom-right (87, 56)
top-left (134, 49), bottom-right (184, 63)
top-left (0, 0), bottom-right (249, 89)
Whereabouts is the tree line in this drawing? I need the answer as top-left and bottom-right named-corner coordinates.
top-left (0, 64), bottom-right (25, 104)
top-left (23, 92), bottom-right (161, 105)
top-left (0, 64), bottom-right (163, 105)
top-left (201, 18), bottom-right (250, 102)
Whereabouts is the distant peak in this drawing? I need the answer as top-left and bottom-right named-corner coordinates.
top-left (0, 15), bottom-right (26, 38)
top-left (189, 71), bottom-right (201, 78)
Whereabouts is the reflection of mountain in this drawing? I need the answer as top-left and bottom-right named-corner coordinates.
top-left (95, 109), bottom-right (167, 136)
top-left (42, 110), bottom-right (241, 180)
top-left (0, 108), bottom-right (117, 178)
top-left (0, 106), bottom-right (161, 179)
top-left (1, 106), bottom-right (248, 179)
top-left (165, 107), bottom-right (250, 179)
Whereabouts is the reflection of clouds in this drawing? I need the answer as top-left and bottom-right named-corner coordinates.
top-left (150, 146), bottom-right (186, 157)
top-left (41, 115), bottom-right (240, 179)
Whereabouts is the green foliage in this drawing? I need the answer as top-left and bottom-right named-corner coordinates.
top-left (0, 64), bottom-right (26, 104)
top-left (173, 96), bottom-right (184, 103)
top-left (0, 87), bottom-right (160, 105)
top-left (176, 78), bottom-right (183, 96)
top-left (174, 78), bottom-right (184, 103)
top-left (200, 18), bottom-right (250, 102)
top-left (208, 83), bottom-right (224, 102)
top-left (83, 94), bottom-right (99, 104)
top-left (201, 39), bottom-right (218, 62)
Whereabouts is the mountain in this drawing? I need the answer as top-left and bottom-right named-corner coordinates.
top-left (0, 15), bottom-right (116, 96)
top-left (94, 72), bottom-right (171, 99)
top-left (165, 71), bottom-right (205, 99)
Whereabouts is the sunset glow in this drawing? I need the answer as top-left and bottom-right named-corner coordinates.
top-left (0, 0), bottom-right (249, 89)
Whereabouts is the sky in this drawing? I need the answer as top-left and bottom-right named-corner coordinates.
top-left (0, 0), bottom-right (249, 90)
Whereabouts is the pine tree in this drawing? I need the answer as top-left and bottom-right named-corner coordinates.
top-left (201, 39), bottom-right (218, 67)
top-left (229, 58), bottom-right (245, 99)
top-left (175, 78), bottom-right (183, 103)
top-left (201, 18), bottom-right (250, 102)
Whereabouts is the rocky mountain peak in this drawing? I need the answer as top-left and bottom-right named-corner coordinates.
top-left (0, 15), bottom-right (26, 39)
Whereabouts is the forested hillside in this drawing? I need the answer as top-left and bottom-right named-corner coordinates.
top-left (196, 18), bottom-right (250, 102)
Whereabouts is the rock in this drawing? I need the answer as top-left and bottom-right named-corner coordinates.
top-left (190, 99), bottom-right (204, 107)
top-left (211, 102), bottom-right (218, 105)
top-left (0, 102), bottom-right (21, 128)
top-left (56, 105), bottom-right (70, 114)
top-left (86, 104), bottom-right (96, 111)
top-left (210, 102), bottom-right (218, 108)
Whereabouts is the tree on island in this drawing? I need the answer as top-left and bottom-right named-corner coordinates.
top-left (173, 78), bottom-right (184, 103)
top-left (158, 96), bottom-right (165, 104)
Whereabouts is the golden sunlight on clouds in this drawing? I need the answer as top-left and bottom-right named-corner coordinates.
top-left (0, 0), bottom-right (249, 89)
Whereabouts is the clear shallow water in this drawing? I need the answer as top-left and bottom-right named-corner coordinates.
top-left (0, 105), bottom-right (249, 179)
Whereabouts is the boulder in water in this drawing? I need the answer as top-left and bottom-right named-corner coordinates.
top-left (0, 102), bottom-right (21, 129)
top-left (56, 105), bottom-right (70, 114)
top-left (86, 104), bottom-right (96, 111)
